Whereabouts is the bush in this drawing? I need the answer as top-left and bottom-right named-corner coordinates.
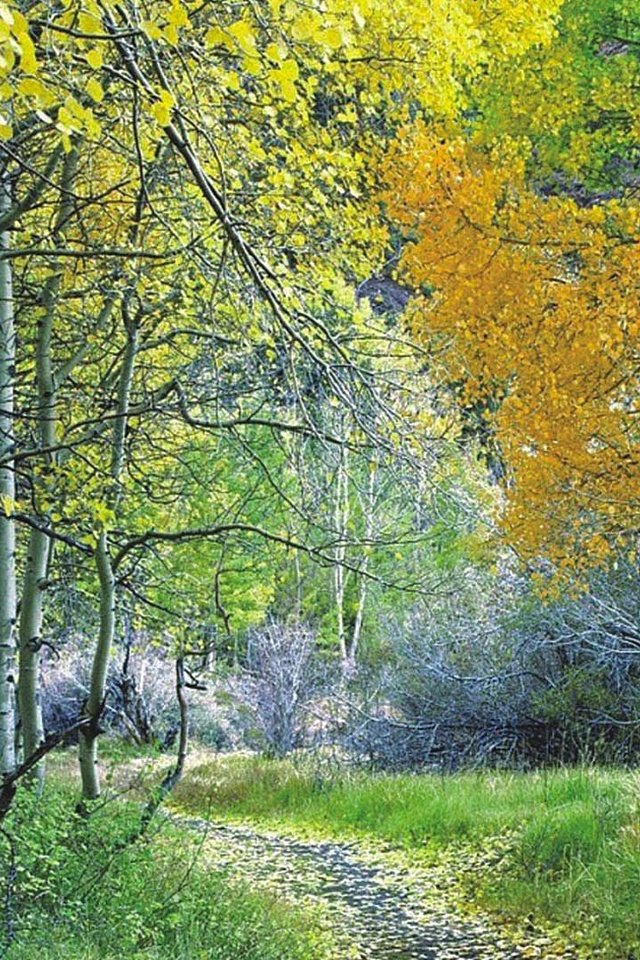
top-left (348, 561), bottom-right (640, 769)
top-left (0, 782), bottom-right (333, 960)
top-left (229, 620), bottom-right (324, 756)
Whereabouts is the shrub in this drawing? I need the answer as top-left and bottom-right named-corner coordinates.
top-left (0, 781), bottom-right (333, 960)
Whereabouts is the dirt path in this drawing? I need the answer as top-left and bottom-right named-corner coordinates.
top-left (175, 816), bottom-right (567, 960)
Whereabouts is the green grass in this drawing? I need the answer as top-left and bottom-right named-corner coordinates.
top-left (173, 755), bottom-right (640, 958)
top-left (0, 779), bottom-right (335, 960)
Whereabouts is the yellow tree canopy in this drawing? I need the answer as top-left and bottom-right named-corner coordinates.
top-left (2, 0), bottom-right (564, 293)
top-left (385, 121), bottom-right (640, 575)
top-left (1, 0), bottom-right (568, 541)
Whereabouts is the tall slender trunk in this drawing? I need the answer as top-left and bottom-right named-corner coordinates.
top-left (16, 533), bottom-right (48, 780)
top-left (78, 530), bottom-right (115, 798)
top-left (347, 459), bottom-right (377, 674)
top-left (78, 319), bottom-right (137, 799)
top-left (334, 445), bottom-right (349, 665)
top-left (18, 150), bottom-right (78, 788)
top-left (0, 171), bottom-right (16, 777)
top-left (294, 551), bottom-right (303, 620)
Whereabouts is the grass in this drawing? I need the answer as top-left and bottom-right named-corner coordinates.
top-left (0, 777), bottom-right (336, 960)
top-left (173, 754), bottom-right (640, 958)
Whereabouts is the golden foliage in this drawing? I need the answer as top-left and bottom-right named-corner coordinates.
top-left (385, 123), bottom-right (640, 569)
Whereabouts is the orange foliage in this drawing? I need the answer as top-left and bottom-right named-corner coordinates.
top-left (384, 124), bottom-right (640, 570)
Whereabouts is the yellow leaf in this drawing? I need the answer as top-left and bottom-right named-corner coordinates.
top-left (290, 11), bottom-right (320, 42)
top-left (83, 107), bottom-right (100, 138)
top-left (228, 19), bottom-right (258, 57)
top-left (86, 48), bottom-right (103, 70)
top-left (223, 70), bottom-right (240, 91)
top-left (86, 77), bottom-right (104, 102)
top-left (336, 105), bottom-right (356, 123)
top-left (265, 42), bottom-right (282, 63)
top-left (142, 20), bottom-right (163, 40)
top-left (64, 95), bottom-right (85, 119)
top-left (17, 30), bottom-right (37, 74)
top-left (164, 22), bottom-right (179, 45)
top-left (150, 88), bottom-right (175, 126)
top-left (243, 55), bottom-right (262, 76)
top-left (0, 50), bottom-right (14, 76)
top-left (320, 26), bottom-right (344, 50)
top-left (17, 76), bottom-right (46, 99)
top-left (270, 59), bottom-right (299, 101)
top-left (352, 4), bottom-right (366, 29)
top-left (278, 58), bottom-right (298, 81)
top-left (247, 139), bottom-right (267, 161)
top-left (205, 25), bottom-right (232, 49)
top-left (167, 1), bottom-right (189, 29)
top-left (11, 10), bottom-right (26, 32)
top-left (57, 105), bottom-right (75, 129)
top-left (78, 12), bottom-right (102, 34)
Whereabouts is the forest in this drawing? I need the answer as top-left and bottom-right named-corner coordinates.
top-left (0, 0), bottom-right (639, 957)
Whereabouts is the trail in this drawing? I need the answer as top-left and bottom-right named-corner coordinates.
top-left (175, 816), bottom-right (571, 960)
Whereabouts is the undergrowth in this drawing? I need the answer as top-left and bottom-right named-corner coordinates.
top-left (0, 778), bottom-right (334, 960)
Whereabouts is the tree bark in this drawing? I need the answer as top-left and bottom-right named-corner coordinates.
top-left (78, 530), bottom-right (115, 799)
top-left (347, 459), bottom-right (377, 674)
top-left (0, 171), bottom-right (16, 778)
top-left (334, 445), bottom-right (349, 665)
top-left (78, 319), bottom-right (138, 799)
top-left (16, 534), bottom-right (48, 784)
top-left (18, 150), bottom-right (78, 789)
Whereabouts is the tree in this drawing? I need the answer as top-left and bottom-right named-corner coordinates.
top-left (0, 167), bottom-right (16, 778)
top-left (384, 104), bottom-right (640, 577)
top-left (17, 148), bottom-right (78, 787)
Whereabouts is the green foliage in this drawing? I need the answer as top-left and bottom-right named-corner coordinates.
top-left (532, 667), bottom-right (620, 742)
top-left (0, 782), bottom-right (334, 960)
top-left (473, 0), bottom-right (640, 187)
top-left (174, 756), bottom-right (640, 958)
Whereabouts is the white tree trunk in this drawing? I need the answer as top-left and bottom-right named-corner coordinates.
top-left (17, 532), bottom-right (48, 780)
top-left (0, 172), bottom-right (16, 777)
top-left (347, 460), bottom-right (377, 674)
top-left (333, 445), bottom-right (349, 664)
top-left (78, 530), bottom-right (115, 799)
top-left (18, 150), bottom-right (78, 787)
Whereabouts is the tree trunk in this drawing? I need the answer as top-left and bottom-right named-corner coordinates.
top-left (120, 655), bottom-right (189, 842)
top-left (18, 149), bottom-right (78, 788)
top-left (79, 319), bottom-right (137, 799)
top-left (78, 530), bottom-right (115, 799)
top-left (18, 149), bottom-right (78, 787)
top-left (16, 533), bottom-right (47, 785)
top-left (0, 172), bottom-right (16, 777)
top-left (18, 305), bottom-right (56, 781)
top-left (346, 459), bottom-right (377, 675)
top-left (334, 445), bottom-right (349, 664)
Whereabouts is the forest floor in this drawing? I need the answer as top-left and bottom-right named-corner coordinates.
top-left (164, 751), bottom-right (640, 960)
top-left (169, 811), bottom-right (578, 960)
top-left (43, 745), bottom-right (635, 959)
top-left (5, 747), bottom-right (603, 960)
